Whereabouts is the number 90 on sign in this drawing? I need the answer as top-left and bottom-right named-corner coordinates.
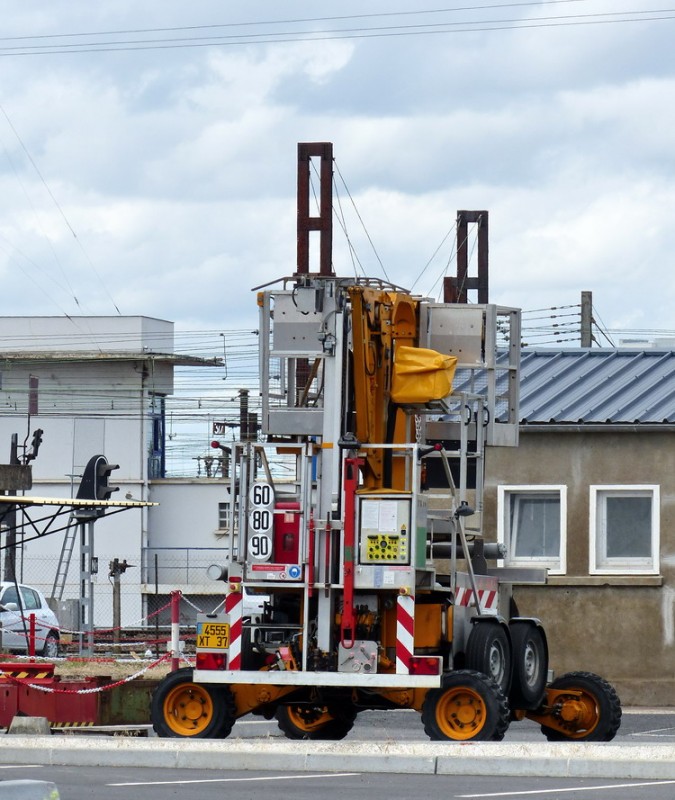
top-left (248, 532), bottom-right (272, 561)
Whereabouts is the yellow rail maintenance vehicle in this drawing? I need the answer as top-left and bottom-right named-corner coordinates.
top-left (151, 143), bottom-right (621, 743)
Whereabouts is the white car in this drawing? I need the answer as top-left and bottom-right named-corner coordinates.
top-left (0, 582), bottom-right (60, 658)
top-left (243, 587), bottom-right (270, 622)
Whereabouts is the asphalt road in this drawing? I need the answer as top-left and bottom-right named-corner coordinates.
top-left (3, 764), bottom-right (675, 800)
top-left (219, 707), bottom-right (675, 744)
top-left (2, 710), bottom-right (674, 799)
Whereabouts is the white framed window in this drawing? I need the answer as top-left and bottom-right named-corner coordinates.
top-left (590, 485), bottom-right (659, 575)
top-left (218, 502), bottom-right (230, 530)
top-left (497, 485), bottom-right (567, 575)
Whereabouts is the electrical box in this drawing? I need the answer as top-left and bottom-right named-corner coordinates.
top-left (271, 293), bottom-right (324, 355)
top-left (354, 494), bottom-right (417, 589)
top-left (358, 496), bottom-right (411, 565)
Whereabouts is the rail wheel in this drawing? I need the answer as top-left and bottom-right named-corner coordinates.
top-left (509, 621), bottom-right (548, 710)
top-left (540, 671), bottom-right (622, 741)
top-left (421, 669), bottom-right (510, 741)
top-left (151, 667), bottom-right (235, 738)
top-left (276, 702), bottom-right (356, 740)
top-left (465, 622), bottom-right (512, 695)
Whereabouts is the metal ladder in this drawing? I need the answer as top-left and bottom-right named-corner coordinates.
top-left (51, 516), bottom-right (77, 600)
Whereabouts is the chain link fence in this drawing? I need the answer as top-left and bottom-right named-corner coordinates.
top-left (142, 547), bottom-right (229, 588)
top-left (2, 548), bottom-right (230, 631)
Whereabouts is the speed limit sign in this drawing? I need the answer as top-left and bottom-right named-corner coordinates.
top-left (249, 482), bottom-right (274, 508)
top-left (248, 482), bottom-right (274, 563)
top-left (248, 532), bottom-right (272, 561)
top-left (248, 507), bottom-right (272, 533)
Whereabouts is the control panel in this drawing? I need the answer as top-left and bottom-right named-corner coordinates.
top-left (358, 496), bottom-right (411, 565)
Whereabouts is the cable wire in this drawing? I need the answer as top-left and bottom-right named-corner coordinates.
top-left (1, 6), bottom-right (672, 56)
top-left (333, 159), bottom-right (390, 283)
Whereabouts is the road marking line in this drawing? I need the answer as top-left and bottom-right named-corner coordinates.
top-left (0, 765), bottom-right (42, 770)
top-left (457, 779), bottom-right (675, 797)
top-left (109, 772), bottom-right (360, 787)
top-left (629, 726), bottom-right (675, 736)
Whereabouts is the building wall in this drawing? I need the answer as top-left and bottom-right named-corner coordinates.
top-left (0, 315), bottom-right (173, 354)
top-left (484, 429), bottom-right (675, 705)
top-left (0, 316), bottom-right (175, 628)
top-left (145, 480), bottom-right (230, 594)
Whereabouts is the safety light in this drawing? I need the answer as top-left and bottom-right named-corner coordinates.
top-left (409, 656), bottom-right (442, 675)
top-left (196, 652), bottom-right (226, 670)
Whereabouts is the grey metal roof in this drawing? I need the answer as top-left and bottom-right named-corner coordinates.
top-left (518, 349), bottom-right (675, 425)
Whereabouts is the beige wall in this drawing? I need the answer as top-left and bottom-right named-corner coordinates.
top-left (484, 429), bottom-right (675, 706)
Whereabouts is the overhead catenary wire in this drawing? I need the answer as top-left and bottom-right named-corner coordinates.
top-left (410, 224), bottom-right (458, 294)
top-left (522, 304), bottom-right (581, 314)
top-left (591, 308), bottom-right (617, 347)
top-left (332, 178), bottom-right (367, 280)
top-left (5, 313), bottom-right (675, 478)
top-left (333, 159), bottom-right (390, 283)
top-left (0, 130), bottom-right (89, 316)
top-left (0, 102), bottom-right (122, 324)
top-left (308, 156), bottom-right (367, 279)
top-left (0, 2), bottom-right (590, 42)
top-left (424, 215), bottom-right (479, 300)
top-left (0, 5), bottom-right (672, 56)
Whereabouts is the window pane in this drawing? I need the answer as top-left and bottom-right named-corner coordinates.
top-left (20, 588), bottom-right (39, 610)
top-left (511, 495), bottom-right (560, 558)
top-left (1, 587), bottom-right (18, 606)
top-left (605, 496), bottom-right (652, 558)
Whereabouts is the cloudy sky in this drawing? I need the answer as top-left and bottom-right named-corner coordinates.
top-left (0, 1), bottom-right (673, 347)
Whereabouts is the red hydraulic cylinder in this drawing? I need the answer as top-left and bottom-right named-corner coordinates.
top-left (341, 457), bottom-right (363, 648)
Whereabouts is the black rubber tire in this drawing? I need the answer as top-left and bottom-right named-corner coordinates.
top-left (540, 671), bottom-right (622, 742)
top-left (421, 669), bottom-right (511, 741)
top-left (151, 667), bottom-right (236, 739)
top-left (509, 621), bottom-right (548, 710)
top-left (276, 702), bottom-right (357, 740)
top-left (41, 631), bottom-right (59, 659)
top-left (465, 622), bottom-right (512, 695)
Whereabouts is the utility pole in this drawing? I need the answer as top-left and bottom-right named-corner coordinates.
top-left (75, 454), bottom-right (120, 655)
top-left (109, 558), bottom-right (133, 646)
top-left (581, 291), bottom-right (593, 348)
top-left (1, 430), bottom-right (40, 581)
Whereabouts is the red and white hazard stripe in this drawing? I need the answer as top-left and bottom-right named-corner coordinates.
top-left (225, 589), bottom-right (243, 670)
top-left (454, 587), bottom-right (498, 613)
top-left (396, 593), bottom-right (415, 674)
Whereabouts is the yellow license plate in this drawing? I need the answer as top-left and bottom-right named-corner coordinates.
top-left (196, 622), bottom-right (230, 649)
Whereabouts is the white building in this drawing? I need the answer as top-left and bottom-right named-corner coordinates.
top-left (0, 316), bottom-right (230, 628)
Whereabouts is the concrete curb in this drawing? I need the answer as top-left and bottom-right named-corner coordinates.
top-left (1, 737), bottom-right (675, 779)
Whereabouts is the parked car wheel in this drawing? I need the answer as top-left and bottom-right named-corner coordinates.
top-left (41, 631), bottom-right (60, 659)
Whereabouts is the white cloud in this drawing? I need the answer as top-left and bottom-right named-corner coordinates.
top-left (0, 0), bottom-right (672, 343)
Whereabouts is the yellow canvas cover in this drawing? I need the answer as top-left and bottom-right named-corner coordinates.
top-left (391, 346), bottom-right (458, 404)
